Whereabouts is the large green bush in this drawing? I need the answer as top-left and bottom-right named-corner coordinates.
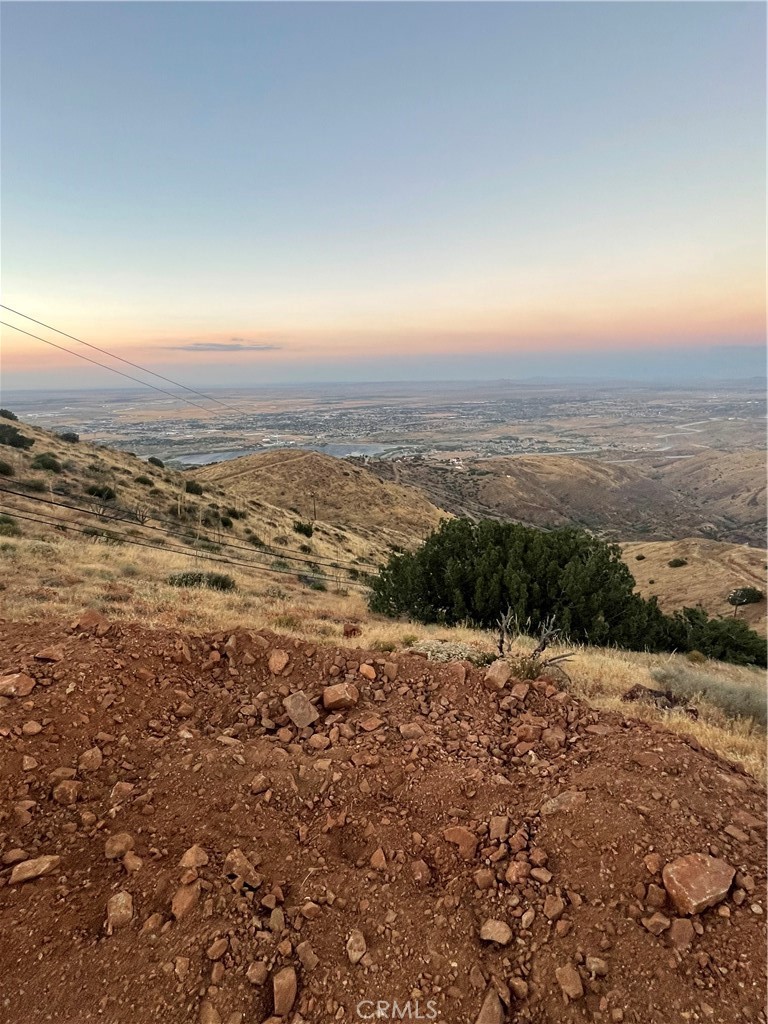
top-left (0, 424), bottom-right (34, 449)
top-left (369, 519), bottom-right (766, 667)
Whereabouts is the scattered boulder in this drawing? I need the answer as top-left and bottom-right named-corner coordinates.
top-left (483, 660), bottom-right (512, 691)
top-left (268, 649), bottom-right (290, 674)
top-left (272, 966), bottom-right (297, 1016)
top-left (282, 691), bottom-right (319, 729)
top-left (9, 855), bottom-right (61, 884)
top-left (0, 673), bottom-right (36, 697)
top-left (556, 964), bottom-right (584, 1001)
top-left (662, 854), bottom-right (735, 915)
top-left (322, 682), bottom-right (359, 711)
top-left (346, 929), bottom-right (367, 964)
top-left (480, 919), bottom-right (512, 945)
top-left (105, 891), bottom-right (134, 934)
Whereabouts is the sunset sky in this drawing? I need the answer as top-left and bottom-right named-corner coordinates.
top-left (1, 2), bottom-right (765, 388)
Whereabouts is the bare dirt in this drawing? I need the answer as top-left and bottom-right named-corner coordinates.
top-left (0, 614), bottom-right (765, 1024)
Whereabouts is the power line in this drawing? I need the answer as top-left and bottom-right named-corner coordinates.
top-left (0, 321), bottom-right (227, 419)
top-left (0, 305), bottom-right (247, 416)
top-left (0, 503), bottom-right (370, 590)
top-left (0, 483), bottom-right (382, 573)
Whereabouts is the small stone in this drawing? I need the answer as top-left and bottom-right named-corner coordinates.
top-left (53, 780), bottom-right (82, 805)
top-left (282, 691), bottom-right (319, 729)
top-left (443, 826), bottom-right (478, 860)
top-left (179, 844), bottom-right (209, 869)
top-left (410, 859), bottom-right (432, 885)
top-left (206, 937), bottom-right (228, 960)
top-left (199, 1000), bottom-right (221, 1024)
top-left (662, 854), bottom-right (735, 915)
top-left (122, 851), bottom-right (143, 874)
top-left (543, 895), bottom-right (565, 921)
top-left (105, 890), bottom-right (134, 934)
top-left (171, 881), bottom-right (200, 920)
top-left (246, 961), bottom-right (269, 985)
top-left (668, 918), bottom-right (696, 949)
top-left (22, 720), bottom-right (42, 736)
top-left (370, 846), bottom-right (387, 870)
top-left (586, 957), bottom-right (609, 977)
top-left (268, 650), bottom-right (290, 674)
top-left (541, 790), bottom-right (586, 815)
top-left (480, 919), bottom-right (512, 945)
top-left (249, 774), bottom-right (270, 794)
top-left (78, 746), bottom-right (103, 772)
top-left (642, 912), bottom-right (671, 935)
top-left (272, 966), bottom-right (297, 1016)
top-left (556, 964), bottom-right (584, 1001)
top-left (296, 940), bottom-right (319, 970)
top-left (322, 682), bottom-right (359, 711)
top-left (399, 722), bottom-right (425, 740)
top-left (10, 855), bottom-right (61, 884)
top-left (105, 833), bottom-right (135, 859)
top-left (35, 645), bottom-right (65, 662)
top-left (359, 663), bottom-right (376, 680)
top-left (475, 987), bottom-right (504, 1024)
top-left (483, 661), bottom-right (512, 691)
top-left (346, 929), bottom-right (367, 964)
top-left (0, 673), bottom-right (36, 697)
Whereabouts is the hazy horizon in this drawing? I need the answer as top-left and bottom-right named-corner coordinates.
top-left (1, 2), bottom-right (765, 390)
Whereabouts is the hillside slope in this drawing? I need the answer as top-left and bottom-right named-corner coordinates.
top-left (363, 450), bottom-right (766, 546)
top-left (0, 618), bottom-right (764, 1024)
top-left (196, 449), bottom-right (447, 548)
top-left (624, 538), bottom-right (767, 635)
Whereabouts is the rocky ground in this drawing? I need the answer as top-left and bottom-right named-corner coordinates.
top-left (0, 612), bottom-right (765, 1024)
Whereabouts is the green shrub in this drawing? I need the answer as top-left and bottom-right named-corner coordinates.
top-left (167, 571), bottom-right (235, 591)
top-left (0, 514), bottom-right (21, 537)
top-left (668, 558), bottom-right (688, 568)
top-left (299, 543), bottom-right (312, 554)
top-left (31, 452), bottom-right (62, 473)
top-left (0, 424), bottom-right (34, 449)
top-left (58, 431), bottom-right (79, 443)
top-left (635, 553), bottom-right (646, 561)
top-left (87, 484), bottom-right (116, 500)
top-left (728, 586), bottom-right (764, 607)
top-left (293, 520), bottom-right (314, 538)
top-left (18, 478), bottom-right (46, 492)
top-left (247, 534), bottom-right (265, 549)
top-left (185, 480), bottom-right (204, 495)
top-left (0, 460), bottom-right (13, 477)
top-left (220, 516), bottom-right (233, 529)
top-left (135, 475), bottom-right (152, 486)
top-left (0, 409), bottom-right (18, 421)
top-left (651, 663), bottom-right (766, 728)
top-left (370, 518), bottom-right (766, 667)
top-left (148, 456), bottom-right (164, 468)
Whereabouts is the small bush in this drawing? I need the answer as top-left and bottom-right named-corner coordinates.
top-left (225, 506), bottom-right (245, 520)
top-left (0, 460), bottom-right (14, 477)
top-left (298, 574), bottom-right (326, 591)
top-left (651, 664), bottom-right (766, 728)
top-left (31, 452), bottom-right (62, 473)
top-left (18, 478), bottom-right (46, 492)
top-left (148, 456), bottom-right (164, 468)
top-left (87, 484), bottom-right (116, 500)
top-left (0, 408), bottom-right (18, 421)
top-left (0, 514), bottom-right (21, 537)
top-left (248, 534), bottom-right (265, 549)
top-left (686, 650), bottom-right (707, 664)
top-left (635, 553), bottom-right (646, 561)
top-left (728, 587), bottom-right (764, 607)
top-left (668, 558), bottom-right (688, 568)
top-left (185, 480), bottom-right (204, 495)
top-left (401, 633), bottom-right (419, 647)
top-left (220, 516), bottom-right (233, 529)
top-left (167, 571), bottom-right (235, 591)
top-left (293, 520), bottom-right (314, 538)
top-left (135, 475), bottom-right (152, 486)
top-left (58, 431), bottom-right (80, 443)
top-left (299, 543), bottom-right (312, 554)
top-left (0, 424), bottom-right (34, 449)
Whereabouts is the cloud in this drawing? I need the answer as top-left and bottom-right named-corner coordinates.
top-left (167, 339), bottom-right (282, 352)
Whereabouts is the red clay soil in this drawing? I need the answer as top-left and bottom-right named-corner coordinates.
top-left (0, 614), bottom-right (765, 1024)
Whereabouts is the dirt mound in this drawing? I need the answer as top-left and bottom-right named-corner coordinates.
top-left (0, 616), bottom-right (765, 1024)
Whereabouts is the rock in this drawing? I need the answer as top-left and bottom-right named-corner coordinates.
top-left (207, 937), bottom-right (228, 960)
top-left (370, 846), bottom-right (387, 870)
top-left (199, 1000), bottom-right (221, 1024)
top-left (399, 722), bottom-right (425, 740)
top-left (475, 987), bottom-right (504, 1024)
top-left (122, 851), bottom-right (143, 874)
top-left (359, 663), bottom-right (376, 680)
top-left (342, 622), bottom-right (361, 637)
top-left (282, 691), bottom-right (319, 729)
top-left (296, 940), bottom-right (319, 970)
top-left (586, 957), bottom-right (609, 977)
top-left (556, 964), bottom-right (584, 1001)
top-left (53, 780), bottom-right (81, 805)
top-left (105, 833), bottom-right (135, 859)
top-left (543, 895), bottom-right (566, 921)
top-left (489, 815), bottom-right (509, 840)
top-left (73, 609), bottom-right (110, 635)
top-left (179, 844), bottom-right (209, 869)
top-left (484, 660), bottom-right (512, 691)
top-left (268, 650), bottom-right (290, 674)
top-left (540, 790), bottom-right (586, 815)
top-left (480, 919), bottom-right (513, 945)
top-left (644, 852), bottom-right (663, 875)
top-left (35, 645), bottom-right (65, 662)
top-left (668, 918), bottom-right (696, 949)
top-left (322, 682), bottom-right (359, 711)
top-left (443, 826), bottom-right (478, 860)
top-left (249, 773), bottom-right (270, 794)
top-left (0, 672), bottom-right (36, 697)
top-left (10, 855), bottom-right (61, 884)
top-left (410, 859), bottom-right (432, 885)
top-left (78, 746), bottom-right (103, 772)
top-left (642, 912), bottom-right (671, 935)
top-left (346, 929), bottom-right (367, 964)
top-left (105, 891), bottom-right (134, 934)
top-left (272, 965), bottom-right (297, 1015)
top-left (171, 881), bottom-right (201, 920)
top-left (223, 848), bottom-right (262, 889)
top-left (22, 720), bottom-right (42, 736)
top-left (662, 854), bottom-right (735, 915)
top-left (246, 961), bottom-right (269, 985)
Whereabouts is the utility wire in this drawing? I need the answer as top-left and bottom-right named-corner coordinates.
top-left (1, 305), bottom-right (247, 416)
top-left (0, 322), bottom-right (227, 419)
top-left (0, 485), bottom-right (380, 574)
top-left (0, 503), bottom-right (370, 590)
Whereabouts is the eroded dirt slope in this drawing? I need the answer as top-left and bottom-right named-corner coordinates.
top-left (0, 615), bottom-right (765, 1024)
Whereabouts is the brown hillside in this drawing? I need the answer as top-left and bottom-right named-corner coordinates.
top-left (0, 617), bottom-right (765, 1024)
top-left (363, 450), bottom-right (766, 546)
top-left (622, 539), bottom-right (767, 635)
top-left (196, 449), bottom-right (447, 549)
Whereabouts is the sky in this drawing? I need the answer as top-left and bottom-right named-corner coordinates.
top-left (1, 1), bottom-right (765, 389)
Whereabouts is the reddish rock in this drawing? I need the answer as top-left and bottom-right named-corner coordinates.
top-left (540, 790), bottom-right (586, 815)
top-left (282, 690), bottom-right (319, 728)
top-left (268, 649), bottom-right (290, 674)
top-left (322, 682), bottom-right (359, 711)
top-left (555, 964), bottom-right (584, 1001)
top-left (73, 609), bottom-right (110, 635)
top-left (474, 988), bottom-right (504, 1024)
top-left (668, 918), bottom-right (696, 949)
top-left (10, 855), bottom-right (61, 884)
top-left (443, 826), bottom-right (478, 860)
top-left (342, 622), bottom-right (361, 637)
top-left (0, 672), bottom-right (36, 698)
top-left (483, 660), bottom-right (512, 691)
top-left (662, 854), bottom-right (735, 915)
